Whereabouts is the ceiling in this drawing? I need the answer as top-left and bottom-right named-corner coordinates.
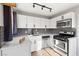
top-left (16, 3), bottom-right (79, 18)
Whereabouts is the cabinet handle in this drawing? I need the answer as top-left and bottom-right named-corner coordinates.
top-left (33, 24), bottom-right (35, 28)
top-left (45, 25), bottom-right (47, 28)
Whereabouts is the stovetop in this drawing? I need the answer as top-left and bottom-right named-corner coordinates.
top-left (53, 31), bottom-right (75, 42)
top-left (53, 34), bottom-right (75, 42)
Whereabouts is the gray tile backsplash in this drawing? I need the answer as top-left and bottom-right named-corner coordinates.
top-left (16, 28), bottom-right (58, 36)
top-left (32, 29), bottom-right (59, 35)
top-left (13, 28), bottom-right (33, 37)
top-left (32, 28), bottom-right (76, 35)
top-left (14, 28), bottom-right (76, 37)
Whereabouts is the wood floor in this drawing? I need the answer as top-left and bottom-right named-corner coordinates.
top-left (31, 48), bottom-right (61, 56)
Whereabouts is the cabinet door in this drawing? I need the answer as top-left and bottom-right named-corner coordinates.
top-left (64, 12), bottom-right (76, 28)
top-left (42, 39), bottom-right (45, 48)
top-left (47, 20), bottom-right (51, 28)
top-left (69, 37), bottom-right (77, 56)
top-left (17, 14), bottom-right (27, 28)
top-left (40, 19), bottom-right (46, 28)
top-left (27, 16), bottom-right (35, 28)
top-left (35, 40), bottom-right (42, 51)
top-left (64, 12), bottom-right (74, 19)
top-left (31, 40), bottom-right (36, 52)
top-left (48, 35), bottom-right (54, 48)
top-left (42, 39), bottom-right (49, 48)
top-left (45, 19), bottom-right (50, 28)
top-left (50, 19), bottom-right (56, 28)
top-left (34, 17), bottom-right (41, 28)
top-left (50, 18), bottom-right (56, 28)
top-left (30, 36), bottom-right (42, 52)
top-left (35, 36), bottom-right (42, 51)
top-left (50, 16), bottom-right (61, 28)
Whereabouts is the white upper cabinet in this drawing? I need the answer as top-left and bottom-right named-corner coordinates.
top-left (17, 12), bottom-right (76, 29)
top-left (34, 17), bottom-right (51, 28)
top-left (45, 19), bottom-right (50, 28)
top-left (34, 17), bottom-right (41, 28)
top-left (50, 12), bottom-right (76, 28)
top-left (40, 18), bottom-right (45, 28)
top-left (50, 18), bottom-right (56, 28)
top-left (17, 14), bottom-right (27, 28)
top-left (50, 16), bottom-right (61, 28)
top-left (0, 5), bottom-right (3, 26)
top-left (27, 16), bottom-right (35, 28)
top-left (63, 12), bottom-right (76, 28)
top-left (64, 12), bottom-right (75, 19)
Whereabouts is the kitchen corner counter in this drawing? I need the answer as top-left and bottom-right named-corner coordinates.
top-left (0, 35), bottom-right (31, 56)
top-left (1, 35), bottom-right (31, 48)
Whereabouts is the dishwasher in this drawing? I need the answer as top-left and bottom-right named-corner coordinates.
top-left (42, 35), bottom-right (50, 48)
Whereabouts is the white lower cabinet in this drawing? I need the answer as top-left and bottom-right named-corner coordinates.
top-left (30, 36), bottom-right (42, 52)
top-left (42, 39), bottom-right (48, 48)
top-left (31, 38), bottom-right (36, 52)
top-left (33, 40), bottom-right (42, 51)
top-left (48, 35), bottom-right (54, 48)
top-left (31, 40), bottom-right (42, 52)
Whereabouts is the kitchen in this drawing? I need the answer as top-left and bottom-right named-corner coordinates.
top-left (0, 3), bottom-right (79, 56)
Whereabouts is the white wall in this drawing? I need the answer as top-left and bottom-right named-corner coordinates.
top-left (74, 7), bottom-right (79, 56)
top-left (0, 5), bottom-right (3, 26)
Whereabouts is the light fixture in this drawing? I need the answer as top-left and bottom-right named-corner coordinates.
top-left (33, 3), bottom-right (52, 12)
top-left (33, 4), bottom-right (35, 8)
top-left (41, 6), bottom-right (44, 10)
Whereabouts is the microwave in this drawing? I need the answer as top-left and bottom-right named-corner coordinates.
top-left (57, 18), bottom-right (72, 28)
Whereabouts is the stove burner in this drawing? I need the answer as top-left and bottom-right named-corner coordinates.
top-left (53, 34), bottom-right (75, 42)
top-left (53, 31), bottom-right (75, 42)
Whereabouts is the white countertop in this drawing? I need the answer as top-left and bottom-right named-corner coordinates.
top-left (1, 35), bottom-right (31, 48)
top-left (1, 34), bottom-right (56, 48)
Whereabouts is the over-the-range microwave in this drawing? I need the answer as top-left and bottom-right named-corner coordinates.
top-left (56, 18), bottom-right (72, 28)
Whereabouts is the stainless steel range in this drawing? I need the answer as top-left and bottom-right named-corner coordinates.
top-left (53, 31), bottom-right (75, 56)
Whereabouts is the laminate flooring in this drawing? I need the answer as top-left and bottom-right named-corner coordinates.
top-left (31, 48), bottom-right (61, 56)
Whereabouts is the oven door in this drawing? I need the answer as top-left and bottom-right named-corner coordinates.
top-left (54, 39), bottom-right (67, 53)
